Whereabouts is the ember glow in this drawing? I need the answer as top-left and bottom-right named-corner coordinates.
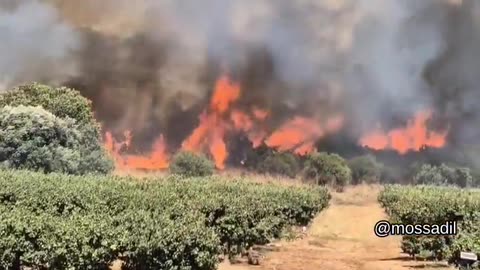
top-left (359, 110), bottom-right (448, 154)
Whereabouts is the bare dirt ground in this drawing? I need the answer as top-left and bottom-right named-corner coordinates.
top-left (219, 185), bottom-right (454, 270)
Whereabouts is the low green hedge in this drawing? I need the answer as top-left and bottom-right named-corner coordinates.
top-left (0, 170), bottom-right (330, 269)
top-left (379, 185), bottom-right (480, 266)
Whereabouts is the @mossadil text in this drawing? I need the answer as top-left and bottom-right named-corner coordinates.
top-left (374, 220), bottom-right (457, 238)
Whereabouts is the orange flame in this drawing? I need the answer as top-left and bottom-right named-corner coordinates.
top-left (265, 115), bottom-right (344, 155)
top-left (182, 112), bottom-right (212, 153)
top-left (106, 75), bottom-right (446, 173)
top-left (359, 110), bottom-right (448, 154)
top-left (104, 74), bottom-right (354, 172)
top-left (209, 124), bottom-right (228, 170)
top-left (105, 131), bottom-right (169, 170)
top-left (252, 107), bottom-right (269, 121)
top-left (230, 110), bottom-right (254, 132)
top-left (210, 75), bottom-right (241, 113)
top-left (181, 75), bottom-right (241, 169)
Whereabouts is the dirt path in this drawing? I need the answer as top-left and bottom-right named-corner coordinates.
top-left (219, 185), bottom-right (453, 270)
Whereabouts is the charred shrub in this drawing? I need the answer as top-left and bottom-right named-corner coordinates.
top-left (170, 151), bottom-right (215, 177)
top-left (303, 152), bottom-right (352, 190)
top-left (348, 154), bottom-right (383, 184)
top-left (257, 152), bottom-right (300, 178)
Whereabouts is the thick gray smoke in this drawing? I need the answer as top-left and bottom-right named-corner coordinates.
top-left (0, 0), bottom-right (79, 90)
top-left (1, 0), bottom-right (479, 162)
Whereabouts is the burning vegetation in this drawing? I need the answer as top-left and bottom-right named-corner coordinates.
top-left (103, 75), bottom-right (346, 170)
top-left (1, 0), bottom-right (480, 175)
top-left (359, 110), bottom-right (448, 154)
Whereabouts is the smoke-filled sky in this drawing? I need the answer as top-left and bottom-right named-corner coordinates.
top-left (1, 0), bottom-right (480, 164)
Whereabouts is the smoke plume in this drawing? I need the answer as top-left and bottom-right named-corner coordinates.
top-left (0, 0), bottom-right (79, 89)
top-left (1, 0), bottom-right (479, 167)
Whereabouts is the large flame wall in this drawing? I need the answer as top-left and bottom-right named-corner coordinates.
top-left (105, 75), bottom-right (447, 170)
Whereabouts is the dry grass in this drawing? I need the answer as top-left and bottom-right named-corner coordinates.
top-left (218, 169), bottom-right (307, 187)
top-left (219, 184), bottom-right (454, 270)
top-left (330, 184), bottom-right (383, 206)
top-left (113, 168), bottom-right (310, 188)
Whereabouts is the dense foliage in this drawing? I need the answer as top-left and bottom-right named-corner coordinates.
top-left (378, 185), bottom-right (480, 267)
top-left (170, 151), bottom-right (215, 177)
top-left (412, 163), bottom-right (474, 188)
top-left (348, 154), bottom-right (383, 184)
top-left (0, 169), bottom-right (330, 269)
top-left (303, 152), bottom-right (352, 190)
top-left (0, 106), bottom-right (85, 174)
top-left (257, 152), bottom-right (300, 178)
top-left (0, 83), bottom-right (113, 174)
top-left (0, 83), bottom-right (96, 126)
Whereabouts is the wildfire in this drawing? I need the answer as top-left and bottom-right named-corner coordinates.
top-left (105, 74), bottom-right (343, 171)
top-left (104, 74), bottom-right (449, 173)
top-left (210, 76), bottom-right (241, 113)
top-left (265, 115), bottom-right (344, 155)
top-left (359, 110), bottom-right (448, 154)
top-left (180, 75), bottom-right (240, 169)
top-left (105, 131), bottom-right (170, 170)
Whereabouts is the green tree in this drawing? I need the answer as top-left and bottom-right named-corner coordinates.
top-left (303, 152), bottom-right (352, 190)
top-left (413, 163), bottom-right (473, 188)
top-left (348, 154), bottom-right (383, 184)
top-left (257, 152), bottom-right (300, 178)
top-left (413, 164), bottom-right (450, 186)
top-left (0, 83), bottom-right (97, 126)
top-left (170, 151), bottom-right (215, 177)
top-left (0, 106), bottom-right (84, 174)
top-left (0, 83), bottom-right (113, 174)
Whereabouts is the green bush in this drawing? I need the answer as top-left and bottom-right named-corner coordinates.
top-left (0, 206), bottom-right (220, 270)
top-left (170, 152), bottom-right (215, 177)
top-left (0, 106), bottom-right (84, 174)
top-left (0, 105), bottom-right (112, 175)
top-left (0, 83), bottom-right (113, 174)
top-left (0, 169), bottom-right (330, 268)
top-left (303, 152), bottom-right (352, 190)
top-left (445, 213), bottom-right (480, 268)
top-left (0, 208), bottom-right (119, 269)
top-left (348, 155), bottom-right (383, 184)
top-left (0, 83), bottom-right (96, 126)
top-left (116, 210), bottom-right (220, 270)
top-left (413, 163), bottom-right (474, 188)
top-left (257, 152), bottom-right (300, 178)
top-left (379, 185), bottom-right (480, 265)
